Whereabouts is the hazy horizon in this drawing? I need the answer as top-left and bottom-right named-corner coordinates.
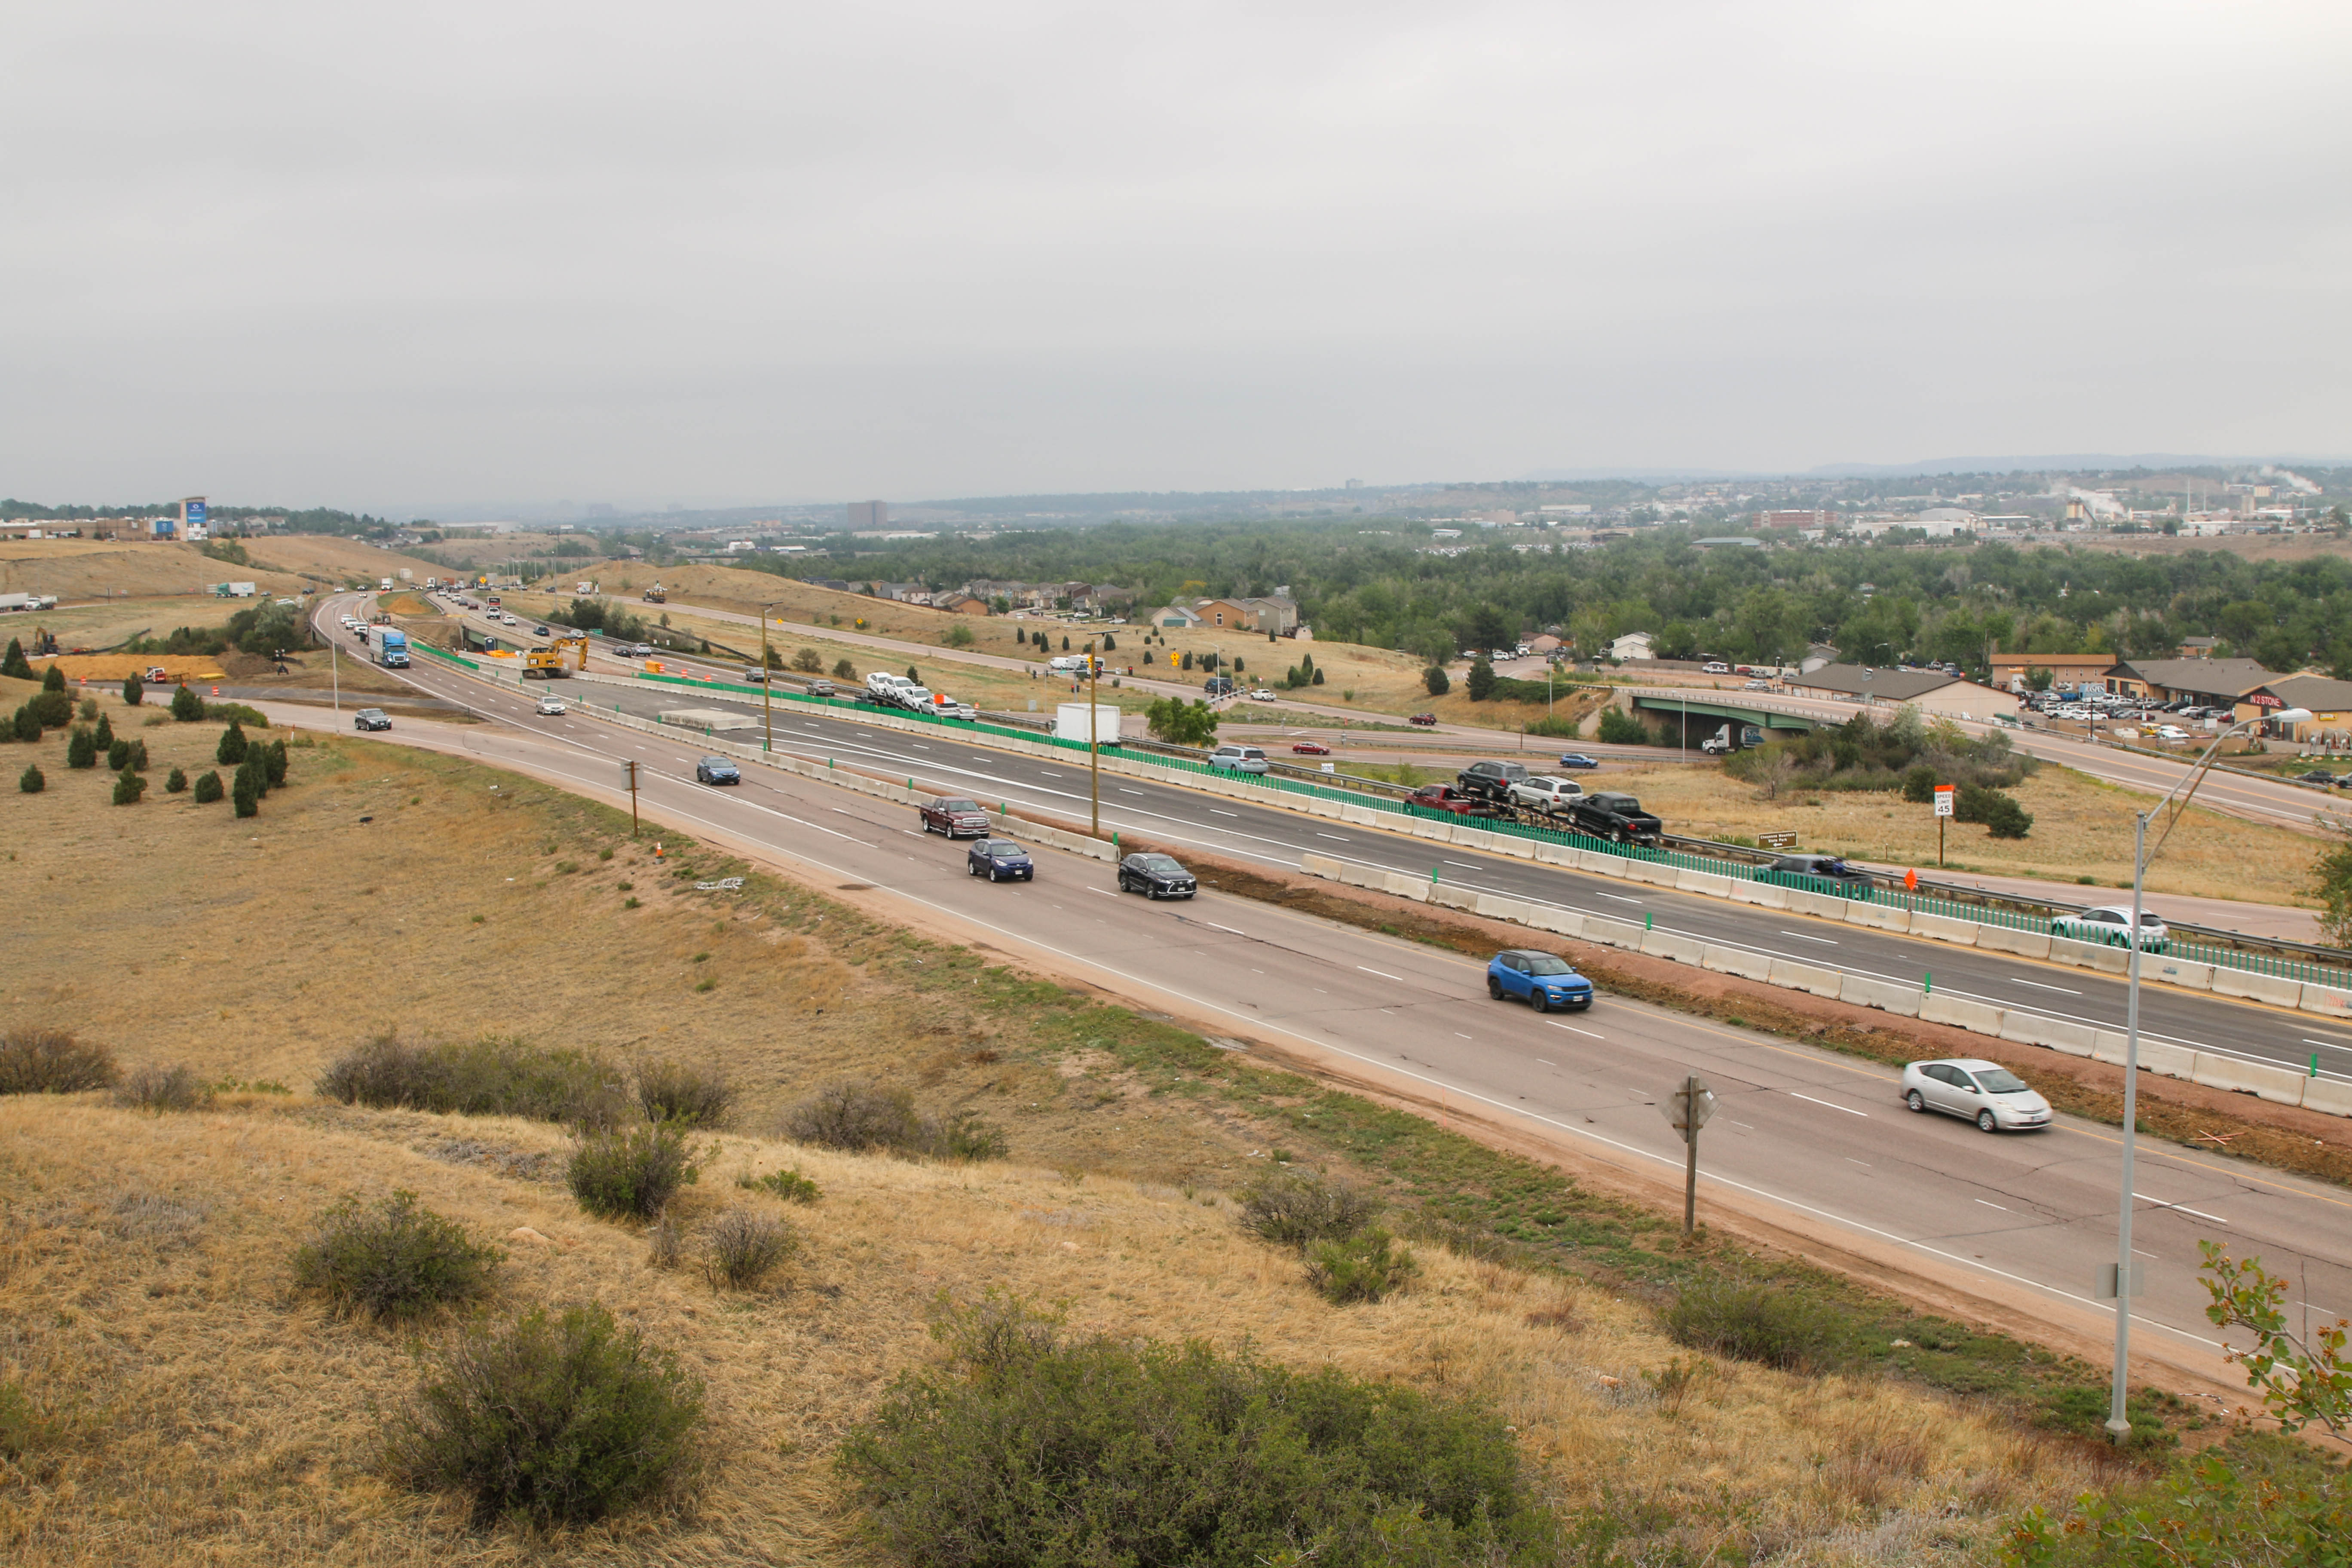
top-left (6, 3), bottom-right (2347, 513)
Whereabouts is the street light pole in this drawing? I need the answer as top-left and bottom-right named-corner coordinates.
top-left (1087, 640), bottom-right (1101, 838)
top-left (2103, 704), bottom-right (2312, 1443)
top-left (760, 602), bottom-right (775, 753)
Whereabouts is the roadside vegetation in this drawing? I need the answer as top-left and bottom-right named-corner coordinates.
top-left (0, 728), bottom-right (2274, 1563)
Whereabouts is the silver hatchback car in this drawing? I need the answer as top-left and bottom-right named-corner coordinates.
top-left (1902, 1058), bottom-right (2051, 1133)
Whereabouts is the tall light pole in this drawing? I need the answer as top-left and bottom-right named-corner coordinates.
top-left (2103, 704), bottom-right (2312, 1443)
top-left (1086, 639), bottom-right (1101, 838)
top-left (760, 601), bottom-right (775, 753)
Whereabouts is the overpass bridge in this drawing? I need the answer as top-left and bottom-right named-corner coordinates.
top-left (1626, 688), bottom-right (1826, 746)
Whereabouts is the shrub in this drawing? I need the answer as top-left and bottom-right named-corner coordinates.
top-left (170, 683), bottom-right (203, 721)
top-left (65, 728), bottom-right (97, 769)
top-left (217, 720), bottom-right (248, 766)
top-left (645, 1209), bottom-right (685, 1271)
top-left (41, 664), bottom-right (64, 694)
top-left (634, 1057), bottom-right (734, 1127)
top-left (232, 769), bottom-right (259, 817)
top-left (790, 646), bottom-right (822, 673)
top-left (1303, 1228), bottom-right (1419, 1305)
top-left (193, 769), bottom-right (224, 803)
top-left (1423, 665), bottom-right (1450, 696)
top-left (239, 750), bottom-right (270, 800)
top-left (840, 1303), bottom-right (1551, 1568)
top-left (165, 766), bottom-right (187, 793)
top-left (568, 1122), bottom-right (699, 1220)
top-left (91, 711), bottom-right (111, 748)
top-left (782, 1081), bottom-right (926, 1152)
top-left (1238, 1169), bottom-right (1378, 1249)
top-left (700, 1209), bottom-right (796, 1289)
top-left (128, 738), bottom-right (147, 771)
top-left (291, 1190), bottom-right (503, 1320)
top-left (780, 1082), bottom-right (1006, 1161)
top-left (1901, 765), bottom-right (1937, 804)
top-left (30, 686), bottom-right (73, 728)
top-left (1660, 1279), bottom-right (1846, 1372)
top-left (1596, 707), bottom-right (1650, 745)
top-left (388, 1303), bottom-right (705, 1527)
top-left (107, 738), bottom-right (131, 771)
top-left (833, 657), bottom-right (855, 679)
top-left (1465, 656), bottom-right (1496, 701)
top-left (0, 638), bottom-right (30, 681)
top-left (264, 737), bottom-right (288, 786)
top-left (934, 1109), bottom-right (1009, 1161)
top-left (18, 763), bottom-right (41, 793)
top-left (122, 673), bottom-right (144, 707)
top-left (115, 1063), bottom-right (208, 1110)
top-left (0, 1028), bottom-right (119, 1094)
top-left (110, 766), bottom-right (146, 805)
top-left (1982, 791), bottom-right (2033, 839)
top-left (738, 1167), bottom-right (821, 1203)
top-left (316, 1033), bottom-right (628, 1125)
top-left (10, 704), bottom-right (38, 743)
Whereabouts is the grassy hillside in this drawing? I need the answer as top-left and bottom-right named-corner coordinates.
top-left (0, 541), bottom-right (308, 601)
top-left (0, 717), bottom-right (2185, 1563)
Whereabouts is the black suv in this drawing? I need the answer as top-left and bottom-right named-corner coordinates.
top-left (1117, 852), bottom-right (1197, 899)
top-left (1455, 759), bottom-right (1530, 803)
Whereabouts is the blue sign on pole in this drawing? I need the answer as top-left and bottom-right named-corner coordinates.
top-left (185, 500), bottom-right (207, 532)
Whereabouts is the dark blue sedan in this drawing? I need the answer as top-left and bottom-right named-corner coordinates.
top-left (1486, 949), bottom-right (1594, 1012)
top-left (694, 756), bottom-right (741, 785)
top-left (967, 838), bottom-right (1035, 882)
top-left (1557, 753), bottom-right (1600, 769)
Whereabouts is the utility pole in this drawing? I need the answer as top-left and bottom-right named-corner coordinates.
top-left (760, 601), bottom-right (775, 753)
top-left (331, 634), bottom-right (340, 714)
top-left (1087, 640), bottom-right (1101, 838)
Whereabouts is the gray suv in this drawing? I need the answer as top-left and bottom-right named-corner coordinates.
top-left (1209, 744), bottom-right (1269, 775)
top-left (1456, 759), bottom-right (1530, 803)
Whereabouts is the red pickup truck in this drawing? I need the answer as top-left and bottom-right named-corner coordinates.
top-left (918, 796), bottom-right (993, 838)
top-left (1406, 784), bottom-right (1488, 815)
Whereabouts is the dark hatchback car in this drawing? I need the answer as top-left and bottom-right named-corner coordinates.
top-left (1758, 853), bottom-right (1874, 897)
top-left (352, 707), bottom-right (392, 732)
top-left (694, 756), bottom-right (741, 784)
top-left (919, 796), bottom-right (992, 837)
top-left (1485, 949), bottom-right (1595, 1012)
top-left (967, 838), bottom-right (1035, 882)
top-left (1117, 852), bottom-right (1197, 900)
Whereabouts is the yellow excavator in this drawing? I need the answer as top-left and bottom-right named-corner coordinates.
top-left (523, 635), bottom-right (589, 679)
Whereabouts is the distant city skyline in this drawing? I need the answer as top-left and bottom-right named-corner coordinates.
top-left (5, 3), bottom-right (2347, 509)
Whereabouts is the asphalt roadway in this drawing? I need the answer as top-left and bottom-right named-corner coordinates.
top-left (361, 598), bottom-right (2352, 1091)
top-left (314, 593), bottom-right (2352, 1398)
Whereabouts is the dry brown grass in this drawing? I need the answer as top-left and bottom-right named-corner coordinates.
top-left (238, 537), bottom-right (447, 585)
top-left (0, 714), bottom-right (2117, 1562)
top-left (0, 1096), bottom-right (2100, 1565)
top-left (1592, 754), bottom-right (2323, 906)
top-left (0, 541), bottom-right (308, 601)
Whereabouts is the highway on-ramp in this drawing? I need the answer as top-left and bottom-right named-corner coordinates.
top-left (309, 591), bottom-right (2352, 1397)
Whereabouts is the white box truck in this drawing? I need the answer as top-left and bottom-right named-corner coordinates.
top-left (1055, 703), bottom-right (1121, 745)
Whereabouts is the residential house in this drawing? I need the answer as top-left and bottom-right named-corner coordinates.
top-left (1783, 664), bottom-right (2021, 719)
top-left (1606, 632), bottom-right (1655, 662)
top-left (1799, 641), bottom-right (1841, 674)
top-left (1194, 595), bottom-right (1300, 634)
top-left (2104, 658), bottom-right (2280, 707)
top-left (937, 594), bottom-right (989, 616)
top-left (2176, 636), bottom-right (2219, 659)
top-left (1152, 603), bottom-right (1204, 629)
top-left (2236, 674), bottom-right (2352, 744)
top-left (1525, 633), bottom-right (1564, 655)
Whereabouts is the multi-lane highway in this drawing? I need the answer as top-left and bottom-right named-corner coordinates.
top-left (341, 596), bottom-right (2352, 1090)
top-left (305, 589), bottom-right (2352, 1400)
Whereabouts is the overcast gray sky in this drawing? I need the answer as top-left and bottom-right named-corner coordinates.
top-left (4, 1), bottom-right (2346, 512)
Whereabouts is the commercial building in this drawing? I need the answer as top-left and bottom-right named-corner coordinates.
top-left (1985, 650), bottom-right (2117, 691)
top-left (1783, 663), bottom-right (2021, 719)
top-left (844, 499), bottom-right (889, 529)
top-left (2237, 674), bottom-right (2352, 744)
top-left (2103, 658), bottom-right (2280, 707)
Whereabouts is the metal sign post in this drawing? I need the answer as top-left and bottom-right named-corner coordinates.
top-left (1660, 1075), bottom-right (1717, 1237)
top-left (619, 759), bottom-right (639, 836)
top-left (1933, 783), bottom-right (1955, 867)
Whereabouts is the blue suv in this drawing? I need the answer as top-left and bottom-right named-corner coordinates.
top-left (1486, 949), bottom-right (1594, 1012)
